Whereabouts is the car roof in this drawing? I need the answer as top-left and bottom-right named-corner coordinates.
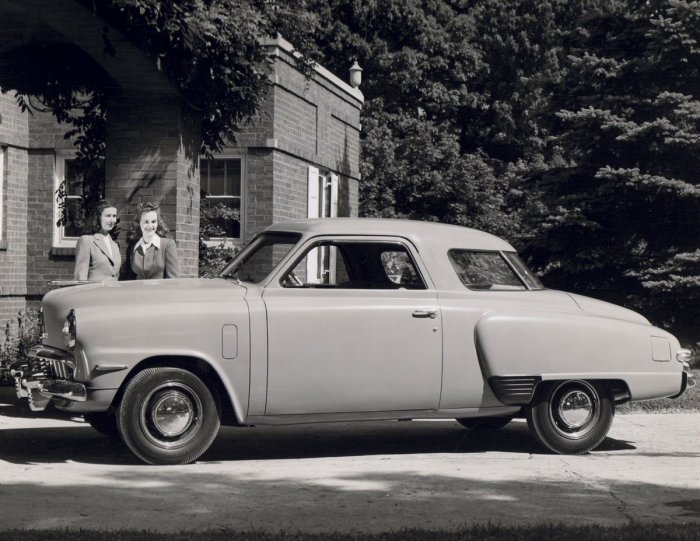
top-left (262, 218), bottom-right (515, 252)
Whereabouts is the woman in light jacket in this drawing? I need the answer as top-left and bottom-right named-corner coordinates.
top-left (73, 200), bottom-right (121, 282)
top-left (123, 202), bottom-right (179, 280)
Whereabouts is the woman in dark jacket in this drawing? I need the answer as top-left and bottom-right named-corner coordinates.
top-left (123, 202), bottom-right (179, 280)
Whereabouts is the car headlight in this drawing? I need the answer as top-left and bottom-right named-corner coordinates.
top-left (62, 309), bottom-right (77, 349)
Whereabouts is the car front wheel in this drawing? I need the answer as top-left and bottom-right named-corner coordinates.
top-left (84, 411), bottom-right (120, 439)
top-left (526, 380), bottom-right (614, 455)
top-left (117, 367), bottom-right (220, 465)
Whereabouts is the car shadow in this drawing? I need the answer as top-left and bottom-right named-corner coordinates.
top-left (0, 416), bottom-right (637, 465)
top-left (1, 385), bottom-right (639, 464)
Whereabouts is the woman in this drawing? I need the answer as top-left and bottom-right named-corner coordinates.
top-left (73, 200), bottom-right (121, 282)
top-left (123, 202), bottom-right (179, 279)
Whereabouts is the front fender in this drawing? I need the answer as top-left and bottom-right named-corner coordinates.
top-left (475, 310), bottom-right (684, 401)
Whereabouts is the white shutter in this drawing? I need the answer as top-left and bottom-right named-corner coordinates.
top-left (307, 166), bottom-right (320, 218)
top-left (329, 173), bottom-right (339, 218)
top-left (306, 166), bottom-right (321, 282)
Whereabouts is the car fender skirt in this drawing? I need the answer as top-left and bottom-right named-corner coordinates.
top-left (488, 375), bottom-right (542, 406)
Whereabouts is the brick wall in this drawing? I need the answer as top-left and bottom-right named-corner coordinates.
top-left (105, 94), bottom-right (201, 276)
top-left (26, 109), bottom-right (77, 295)
top-left (0, 91), bottom-right (29, 329)
top-left (244, 149), bottom-right (274, 243)
top-left (232, 38), bottom-right (363, 239)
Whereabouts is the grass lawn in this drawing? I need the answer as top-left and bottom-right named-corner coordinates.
top-left (0, 524), bottom-right (699, 541)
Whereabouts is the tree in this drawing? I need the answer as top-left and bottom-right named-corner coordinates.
top-left (521, 0), bottom-right (700, 341)
top-left (307, 0), bottom-right (581, 237)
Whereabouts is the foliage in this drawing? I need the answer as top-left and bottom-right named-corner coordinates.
top-left (307, 0), bottom-right (589, 237)
top-left (520, 0), bottom-right (700, 342)
top-left (0, 309), bottom-right (41, 384)
top-left (198, 192), bottom-right (240, 277)
top-left (82, 0), bottom-right (321, 155)
top-left (4, 1), bottom-right (321, 157)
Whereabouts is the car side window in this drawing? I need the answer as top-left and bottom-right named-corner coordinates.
top-left (282, 241), bottom-right (426, 290)
top-left (448, 250), bottom-right (527, 291)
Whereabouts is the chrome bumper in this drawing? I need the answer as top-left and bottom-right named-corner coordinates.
top-left (11, 344), bottom-right (87, 411)
top-left (670, 363), bottom-right (696, 399)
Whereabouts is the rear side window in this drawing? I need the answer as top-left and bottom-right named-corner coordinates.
top-left (448, 250), bottom-right (528, 291)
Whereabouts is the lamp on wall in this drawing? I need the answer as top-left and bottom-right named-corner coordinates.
top-left (349, 60), bottom-right (362, 89)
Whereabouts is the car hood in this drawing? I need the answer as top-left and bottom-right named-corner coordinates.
top-left (43, 278), bottom-right (247, 314)
top-left (566, 292), bottom-right (650, 325)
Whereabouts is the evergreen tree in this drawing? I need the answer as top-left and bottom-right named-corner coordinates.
top-left (523, 0), bottom-right (700, 341)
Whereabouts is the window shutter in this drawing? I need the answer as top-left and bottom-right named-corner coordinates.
top-left (307, 166), bottom-right (320, 218)
top-left (306, 166), bottom-right (321, 282)
top-left (329, 173), bottom-right (339, 218)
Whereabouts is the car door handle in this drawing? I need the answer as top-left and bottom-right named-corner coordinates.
top-left (412, 309), bottom-right (438, 319)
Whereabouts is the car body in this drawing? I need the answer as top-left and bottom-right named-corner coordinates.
top-left (12, 218), bottom-right (693, 464)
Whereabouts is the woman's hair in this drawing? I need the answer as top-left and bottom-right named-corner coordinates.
top-left (91, 199), bottom-right (119, 239)
top-left (128, 202), bottom-right (169, 243)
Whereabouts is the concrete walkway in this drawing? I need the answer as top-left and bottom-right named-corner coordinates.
top-left (0, 388), bottom-right (698, 532)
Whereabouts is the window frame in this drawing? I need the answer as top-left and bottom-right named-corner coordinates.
top-left (447, 248), bottom-right (545, 292)
top-left (275, 236), bottom-right (430, 291)
top-left (53, 151), bottom-right (81, 248)
top-left (200, 153), bottom-right (245, 245)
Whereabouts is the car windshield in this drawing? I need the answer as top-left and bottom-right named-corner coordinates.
top-left (448, 249), bottom-right (545, 291)
top-left (219, 232), bottom-right (302, 284)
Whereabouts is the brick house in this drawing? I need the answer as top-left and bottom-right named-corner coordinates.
top-left (0, 3), bottom-right (362, 332)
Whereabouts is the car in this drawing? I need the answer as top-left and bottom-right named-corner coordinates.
top-left (11, 218), bottom-right (694, 464)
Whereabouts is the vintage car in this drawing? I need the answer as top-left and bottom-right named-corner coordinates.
top-left (12, 218), bottom-right (693, 464)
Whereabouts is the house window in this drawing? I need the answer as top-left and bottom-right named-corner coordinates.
top-left (53, 153), bottom-right (104, 248)
top-left (200, 156), bottom-right (243, 241)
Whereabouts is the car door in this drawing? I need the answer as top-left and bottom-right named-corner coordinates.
top-left (262, 237), bottom-right (443, 415)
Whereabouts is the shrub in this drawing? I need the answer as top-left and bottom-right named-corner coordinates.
top-left (0, 309), bottom-right (41, 385)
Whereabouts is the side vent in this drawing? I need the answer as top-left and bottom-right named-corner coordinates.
top-left (489, 376), bottom-right (542, 405)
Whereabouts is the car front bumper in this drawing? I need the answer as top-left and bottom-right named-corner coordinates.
top-left (11, 345), bottom-right (87, 411)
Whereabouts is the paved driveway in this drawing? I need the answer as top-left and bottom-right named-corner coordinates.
top-left (0, 387), bottom-right (698, 533)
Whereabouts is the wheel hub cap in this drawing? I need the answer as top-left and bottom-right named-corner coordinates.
top-left (150, 391), bottom-right (195, 436)
top-left (558, 390), bottom-right (593, 428)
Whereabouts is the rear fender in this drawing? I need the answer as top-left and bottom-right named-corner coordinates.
top-left (475, 310), bottom-right (682, 402)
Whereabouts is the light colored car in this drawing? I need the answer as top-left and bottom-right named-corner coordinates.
top-left (12, 218), bottom-right (693, 464)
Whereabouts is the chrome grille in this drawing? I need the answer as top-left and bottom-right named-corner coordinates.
top-left (26, 347), bottom-right (75, 381)
top-left (45, 358), bottom-right (72, 379)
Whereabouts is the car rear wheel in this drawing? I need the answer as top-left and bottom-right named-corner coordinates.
top-left (456, 416), bottom-right (513, 430)
top-left (117, 367), bottom-right (220, 465)
top-left (84, 411), bottom-right (120, 439)
top-left (526, 380), bottom-right (614, 454)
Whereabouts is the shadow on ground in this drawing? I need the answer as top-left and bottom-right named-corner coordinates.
top-left (0, 383), bottom-right (637, 465)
